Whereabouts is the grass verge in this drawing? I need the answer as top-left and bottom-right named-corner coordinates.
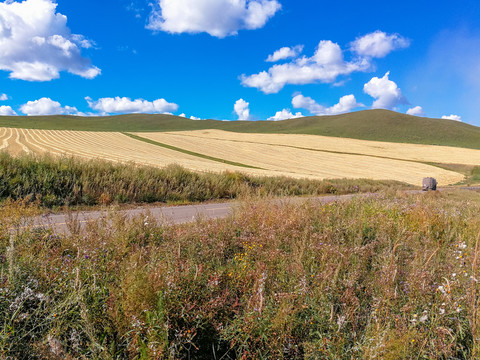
top-left (1, 190), bottom-right (480, 358)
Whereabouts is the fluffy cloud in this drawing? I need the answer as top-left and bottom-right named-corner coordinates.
top-left (20, 97), bottom-right (81, 116)
top-left (266, 45), bottom-right (304, 62)
top-left (0, 94), bottom-right (8, 101)
top-left (86, 96), bottom-right (179, 114)
top-left (147, 0), bottom-right (281, 38)
top-left (350, 31), bottom-right (410, 58)
top-left (267, 109), bottom-right (303, 121)
top-left (0, 105), bottom-right (17, 116)
top-left (242, 31), bottom-right (408, 94)
top-left (179, 113), bottom-right (202, 120)
top-left (442, 114), bottom-right (462, 122)
top-left (292, 94), bottom-right (363, 116)
top-left (0, 0), bottom-right (100, 81)
top-left (406, 106), bottom-right (425, 116)
top-left (234, 98), bottom-right (251, 120)
top-left (363, 72), bottom-right (407, 109)
top-left (242, 40), bottom-right (370, 94)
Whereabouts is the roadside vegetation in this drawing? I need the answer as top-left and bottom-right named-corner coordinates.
top-left (0, 152), bottom-right (407, 208)
top-left (2, 190), bottom-right (480, 358)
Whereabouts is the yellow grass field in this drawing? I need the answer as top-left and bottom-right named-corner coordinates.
top-left (153, 130), bottom-right (480, 166)
top-left (0, 128), bottom-right (307, 179)
top-left (0, 127), bottom-right (470, 185)
top-left (134, 131), bottom-right (467, 185)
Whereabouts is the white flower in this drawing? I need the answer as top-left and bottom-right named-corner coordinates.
top-left (420, 314), bottom-right (428, 323)
top-left (439, 308), bottom-right (445, 315)
top-left (437, 285), bottom-right (447, 295)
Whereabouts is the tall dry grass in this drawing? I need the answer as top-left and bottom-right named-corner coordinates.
top-left (0, 152), bottom-right (407, 208)
top-left (1, 190), bottom-right (480, 358)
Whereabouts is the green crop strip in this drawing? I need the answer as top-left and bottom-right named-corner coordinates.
top-left (123, 132), bottom-right (263, 169)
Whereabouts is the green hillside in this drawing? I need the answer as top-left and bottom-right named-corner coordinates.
top-left (1, 109), bottom-right (480, 149)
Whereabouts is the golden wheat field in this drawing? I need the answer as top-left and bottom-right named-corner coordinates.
top-left (154, 129), bottom-right (480, 166)
top-left (135, 131), bottom-right (467, 185)
top-left (0, 127), bottom-right (471, 185)
top-left (0, 128), bottom-right (306, 179)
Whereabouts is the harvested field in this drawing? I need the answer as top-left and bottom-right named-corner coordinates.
top-left (154, 130), bottom-right (480, 166)
top-left (0, 128), bottom-right (34, 156)
top-left (134, 131), bottom-right (464, 185)
top-left (0, 127), bottom-right (467, 185)
top-left (0, 128), bottom-right (306, 179)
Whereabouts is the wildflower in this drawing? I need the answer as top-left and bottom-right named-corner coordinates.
top-left (439, 308), bottom-right (445, 315)
top-left (420, 313), bottom-right (428, 323)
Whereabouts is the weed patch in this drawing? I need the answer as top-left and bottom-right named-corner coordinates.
top-left (1, 191), bottom-right (480, 358)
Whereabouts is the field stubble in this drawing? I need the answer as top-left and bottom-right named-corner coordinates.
top-left (0, 127), bottom-right (469, 185)
top-left (134, 131), bottom-right (465, 185)
top-left (0, 128), bottom-right (313, 179)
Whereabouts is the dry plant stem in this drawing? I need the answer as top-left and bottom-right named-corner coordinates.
top-left (7, 232), bottom-right (14, 284)
top-left (471, 233), bottom-right (480, 355)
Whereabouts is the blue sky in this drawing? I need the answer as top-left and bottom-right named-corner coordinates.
top-left (0, 0), bottom-right (479, 124)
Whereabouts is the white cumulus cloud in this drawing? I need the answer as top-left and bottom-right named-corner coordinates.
top-left (406, 106), bottom-right (425, 116)
top-left (364, 72), bottom-right (407, 109)
top-left (179, 113), bottom-right (202, 120)
top-left (0, 105), bottom-right (17, 116)
top-left (266, 45), bottom-right (304, 62)
top-left (20, 97), bottom-right (81, 116)
top-left (350, 30), bottom-right (410, 58)
top-left (147, 0), bottom-right (281, 38)
top-left (0, 94), bottom-right (8, 101)
top-left (242, 31), bottom-right (408, 94)
top-left (0, 0), bottom-right (100, 81)
top-left (442, 114), bottom-right (462, 122)
top-left (292, 94), bottom-right (363, 116)
top-left (234, 98), bottom-right (251, 120)
top-left (242, 40), bottom-right (371, 94)
top-left (267, 109), bottom-right (303, 121)
top-left (86, 96), bottom-right (179, 114)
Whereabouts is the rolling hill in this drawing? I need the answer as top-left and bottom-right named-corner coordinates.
top-left (0, 109), bottom-right (479, 149)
